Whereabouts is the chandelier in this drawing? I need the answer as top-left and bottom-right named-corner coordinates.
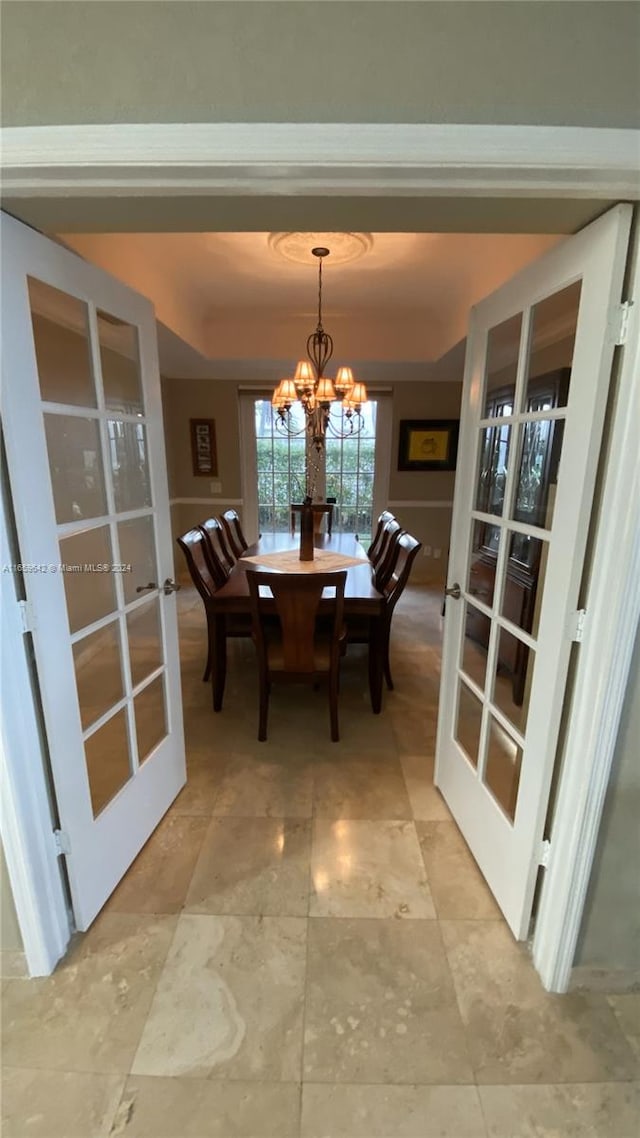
top-left (271, 246), bottom-right (368, 454)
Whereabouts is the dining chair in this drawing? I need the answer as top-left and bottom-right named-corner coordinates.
top-left (199, 516), bottom-right (235, 580)
top-left (177, 528), bottom-right (252, 690)
top-left (367, 510), bottom-right (396, 560)
top-left (373, 518), bottom-right (404, 590)
top-left (347, 531), bottom-right (422, 694)
top-left (246, 569), bottom-right (347, 742)
top-left (176, 528), bottom-right (220, 682)
top-left (220, 509), bottom-right (249, 558)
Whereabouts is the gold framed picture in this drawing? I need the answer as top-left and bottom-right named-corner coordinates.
top-left (397, 419), bottom-right (459, 471)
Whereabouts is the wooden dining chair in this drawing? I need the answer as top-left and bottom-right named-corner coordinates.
top-left (176, 528), bottom-right (220, 681)
top-left (247, 569), bottom-right (347, 742)
top-left (177, 528), bottom-right (252, 692)
top-left (373, 518), bottom-right (404, 590)
top-left (199, 517), bottom-right (235, 581)
top-left (220, 509), bottom-right (249, 558)
top-left (347, 531), bottom-right (422, 695)
top-left (367, 510), bottom-right (396, 560)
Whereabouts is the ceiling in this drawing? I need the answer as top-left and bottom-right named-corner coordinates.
top-left (60, 230), bottom-right (564, 381)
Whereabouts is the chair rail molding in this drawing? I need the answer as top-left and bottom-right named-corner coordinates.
top-left (1, 123), bottom-right (639, 199)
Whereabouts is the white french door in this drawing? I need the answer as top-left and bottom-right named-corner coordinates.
top-left (1, 213), bottom-right (186, 931)
top-left (435, 204), bottom-right (632, 939)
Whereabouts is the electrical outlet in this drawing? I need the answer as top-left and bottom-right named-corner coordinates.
top-left (423, 544), bottom-right (432, 557)
top-left (434, 548), bottom-right (442, 559)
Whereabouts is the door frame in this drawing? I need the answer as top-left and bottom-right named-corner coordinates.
top-left (1, 122), bottom-right (639, 986)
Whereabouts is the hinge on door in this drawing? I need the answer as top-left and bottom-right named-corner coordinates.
top-left (17, 599), bottom-right (35, 633)
top-left (53, 829), bottom-right (71, 856)
top-left (569, 609), bottom-right (587, 643)
top-left (539, 839), bottom-right (551, 868)
top-left (608, 301), bottom-right (633, 346)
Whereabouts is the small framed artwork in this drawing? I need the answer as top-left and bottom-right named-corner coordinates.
top-left (190, 418), bottom-right (218, 477)
top-left (397, 419), bottom-right (459, 472)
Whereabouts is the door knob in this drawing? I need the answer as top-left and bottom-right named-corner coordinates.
top-left (445, 582), bottom-right (461, 600)
top-left (163, 577), bottom-right (181, 595)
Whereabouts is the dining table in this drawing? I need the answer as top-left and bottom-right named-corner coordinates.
top-left (207, 530), bottom-right (386, 714)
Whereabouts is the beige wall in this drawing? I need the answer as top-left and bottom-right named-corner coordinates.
top-left (575, 625), bottom-right (640, 978)
top-left (2, 2), bottom-right (638, 129)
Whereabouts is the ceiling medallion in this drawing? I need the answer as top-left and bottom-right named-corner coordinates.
top-left (268, 232), bottom-right (374, 266)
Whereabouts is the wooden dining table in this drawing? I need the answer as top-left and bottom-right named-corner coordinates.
top-left (207, 531), bottom-right (386, 713)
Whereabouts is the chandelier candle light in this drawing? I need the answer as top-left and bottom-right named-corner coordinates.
top-left (271, 247), bottom-right (369, 503)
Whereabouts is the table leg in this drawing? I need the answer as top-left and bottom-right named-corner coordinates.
top-left (212, 614), bottom-right (227, 712)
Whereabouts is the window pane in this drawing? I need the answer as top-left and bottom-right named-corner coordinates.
top-left (135, 676), bottom-right (167, 763)
top-left (108, 420), bottom-right (152, 513)
top-left (491, 628), bottom-right (535, 734)
top-left (84, 709), bottom-right (131, 817)
top-left (118, 515), bottom-right (157, 605)
top-left (483, 313), bottom-right (522, 418)
top-left (455, 682), bottom-right (482, 768)
top-left (127, 599), bottom-right (163, 687)
top-left (522, 281), bottom-right (581, 412)
top-left (59, 526), bottom-right (117, 634)
top-left (483, 716), bottom-right (523, 823)
top-left (461, 602), bottom-right (489, 693)
top-left (73, 620), bottom-right (123, 730)
top-left (475, 425), bottom-right (511, 517)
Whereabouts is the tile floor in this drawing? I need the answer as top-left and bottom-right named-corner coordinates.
top-left (2, 586), bottom-right (639, 1137)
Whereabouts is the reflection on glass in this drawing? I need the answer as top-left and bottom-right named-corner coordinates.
top-left (98, 311), bottom-right (144, 415)
top-left (467, 520), bottom-right (499, 604)
top-left (73, 620), bottom-right (123, 730)
top-left (28, 279), bottom-right (96, 407)
top-left (44, 414), bottom-right (107, 524)
top-left (492, 628), bottom-right (535, 732)
top-left (510, 418), bottom-right (564, 530)
top-left (475, 424), bottom-right (511, 516)
top-left (127, 600), bottom-right (163, 687)
top-left (523, 281), bottom-right (581, 411)
top-left (461, 603), bottom-right (489, 693)
top-left (484, 716), bottom-right (523, 823)
top-left (107, 420), bottom-right (152, 513)
top-left (84, 708), bottom-right (131, 817)
top-left (502, 531), bottom-right (548, 640)
top-left (118, 515), bottom-right (157, 604)
top-left (135, 676), bottom-right (167, 763)
top-left (454, 682), bottom-right (483, 768)
top-left (483, 313), bottom-right (522, 418)
top-left (59, 526), bottom-right (116, 633)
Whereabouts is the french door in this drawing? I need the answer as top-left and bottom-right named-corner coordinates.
top-left (1, 213), bottom-right (186, 931)
top-left (435, 204), bottom-right (632, 938)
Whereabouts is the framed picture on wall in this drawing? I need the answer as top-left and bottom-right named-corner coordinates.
top-left (190, 418), bottom-right (218, 476)
top-left (397, 419), bottom-right (459, 471)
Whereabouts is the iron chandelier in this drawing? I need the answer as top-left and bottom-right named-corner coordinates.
top-left (271, 246), bottom-right (368, 453)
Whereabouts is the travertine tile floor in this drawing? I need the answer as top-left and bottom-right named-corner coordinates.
top-left (2, 586), bottom-right (639, 1137)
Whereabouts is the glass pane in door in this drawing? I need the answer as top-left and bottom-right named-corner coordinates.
top-left (491, 628), bottom-right (535, 735)
top-left (118, 514), bottom-right (158, 604)
top-left (135, 676), bottom-right (167, 763)
top-left (461, 603), bottom-right (489, 691)
top-left (475, 424), bottom-right (511, 515)
top-left (127, 600), bottom-right (163, 687)
top-left (454, 682), bottom-right (483, 767)
top-left (44, 414), bottom-right (107, 524)
top-left (107, 420), bottom-right (152, 513)
top-left (28, 279), bottom-right (96, 407)
top-left (467, 520), bottom-right (500, 605)
top-left (483, 716), bottom-right (523, 822)
top-left (84, 708), bottom-right (132, 817)
top-left (98, 311), bottom-right (144, 415)
top-left (522, 281), bottom-right (582, 411)
top-left (509, 419), bottom-right (565, 531)
top-left (483, 313), bottom-right (522, 417)
top-left (59, 525), bottom-right (117, 633)
top-left (73, 621), bottom-right (124, 730)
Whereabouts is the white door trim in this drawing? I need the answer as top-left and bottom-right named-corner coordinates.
top-left (532, 222), bottom-right (640, 991)
top-left (0, 478), bottom-right (71, 976)
top-left (1, 123), bottom-right (639, 199)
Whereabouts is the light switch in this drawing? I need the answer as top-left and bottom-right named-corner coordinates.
top-left (209, 480), bottom-right (222, 494)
